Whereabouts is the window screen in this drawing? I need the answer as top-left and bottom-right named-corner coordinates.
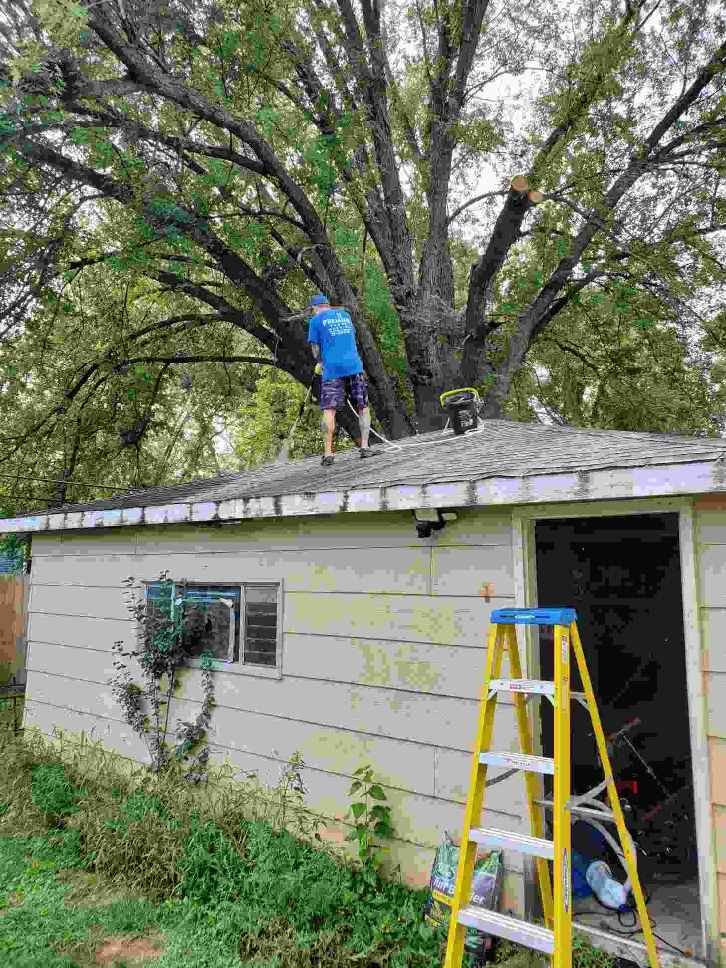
top-left (243, 584), bottom-right (279, 667)
top-left (182, 585), bottom-right (240, 662)
top-left (144, 582), bottom-right (241, 662)
top-left (143, 581), bottom-right (279, 669)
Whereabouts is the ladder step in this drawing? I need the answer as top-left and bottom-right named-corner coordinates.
top-left (480, 751), bottom-right (555, 775)
top-left (469, 826), bottom-right (554, 860)
top-left (490, 607), bottom-right (577, 627)
top-left (458, 907), bottom-right (554, 954)
top-left (488, 679), bottom-right (587, 703)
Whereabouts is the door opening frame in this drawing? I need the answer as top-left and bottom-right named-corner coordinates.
top-left (512, 497), bottom-right (715, 963)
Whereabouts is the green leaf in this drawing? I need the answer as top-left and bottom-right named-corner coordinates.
top-left (350, 802), bottom-right (366, 819)
top-left (368, 784), bottom-right (386, 800)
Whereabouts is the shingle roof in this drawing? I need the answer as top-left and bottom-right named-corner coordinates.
top-left (4, 418), bottom-right (726, 533)
top-left (31, 417), bottom-right (726, 513)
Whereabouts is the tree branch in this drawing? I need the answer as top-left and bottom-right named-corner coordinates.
top-left (447, 190), bottom-right (507, 225)
top-left (465, 29), bottom-right (726, 396)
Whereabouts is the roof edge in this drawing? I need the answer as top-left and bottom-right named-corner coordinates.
top-left (1, 459), bottom-right (723, 535)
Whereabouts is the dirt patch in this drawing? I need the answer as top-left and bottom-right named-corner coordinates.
top-left (95, 933), bottom-right (164, 965)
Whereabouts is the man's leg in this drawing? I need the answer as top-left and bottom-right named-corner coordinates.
top-left (347, 373), bottom-right (377, 456)
top-left (319, 377), bottom-right (344, 463)
top-left (357, 406), bottom-right (371, 449)
top-left (322, 408), bottom-right (336, 457)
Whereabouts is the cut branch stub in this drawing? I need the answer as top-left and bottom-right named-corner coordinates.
top-left (528, 190), bottom-right (544, 204)
top-left (510, 175), bottom-right (529, 193)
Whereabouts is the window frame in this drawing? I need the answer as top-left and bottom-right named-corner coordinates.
top-left (140, 578), bottom-right (283, 679)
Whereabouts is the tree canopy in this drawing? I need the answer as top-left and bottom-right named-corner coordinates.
top-left (0, 0), bottom-right (724, 510)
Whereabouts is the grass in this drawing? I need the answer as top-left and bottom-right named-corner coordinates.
top-left (0, 726), bottom-right (615, 968)
top-left (0, 692), bottom-right (24, 737)
top-left (0, 727), bottom-right (449, 968)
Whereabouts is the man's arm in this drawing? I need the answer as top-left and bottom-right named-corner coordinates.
top-left (310, 343), bottom-right (320, 361)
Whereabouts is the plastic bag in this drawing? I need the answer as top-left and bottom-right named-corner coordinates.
top-left (424, 832), bottom-right (503, 957)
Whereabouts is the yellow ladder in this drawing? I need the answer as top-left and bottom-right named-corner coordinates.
top-left (443, 608), bottom-right (660, 968)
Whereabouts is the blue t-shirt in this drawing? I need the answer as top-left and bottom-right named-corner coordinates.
top-left (307, 307), bottom-right (363, 381)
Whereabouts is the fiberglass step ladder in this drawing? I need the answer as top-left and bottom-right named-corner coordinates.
top-left (443, 608), bottom-right (660, 968)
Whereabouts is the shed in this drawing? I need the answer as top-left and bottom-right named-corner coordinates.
top-left (2, 417), bottom-right (726, 968)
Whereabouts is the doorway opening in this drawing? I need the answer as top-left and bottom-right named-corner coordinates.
top-left (534, 513), bottom-right (702, 960)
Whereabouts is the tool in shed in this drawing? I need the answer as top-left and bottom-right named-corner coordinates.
top-left (442, 608), bottom-right (659, 968)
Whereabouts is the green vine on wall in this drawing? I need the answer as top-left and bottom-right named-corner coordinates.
top-left (109, 571), bottom-right (216, 778)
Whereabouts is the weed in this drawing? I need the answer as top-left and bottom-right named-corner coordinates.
top-left (31, 763), bottom-right (84, 826)
top-left (176, 816), bottom-right (248, 904)
top-left (345, 764), bottom-right (394, 878)
top-left (573, 934), bottom-right (617, 968)
top-left (493, 937), bottom-right (615, 968)
top-left (271, 752), bottom-right (325, 843)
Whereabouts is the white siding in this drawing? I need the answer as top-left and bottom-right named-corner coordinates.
top-left (26, 508), bottom-right (527, 902)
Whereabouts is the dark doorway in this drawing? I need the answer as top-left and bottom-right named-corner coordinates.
top-left (535, 513), bottom-right (699, 891)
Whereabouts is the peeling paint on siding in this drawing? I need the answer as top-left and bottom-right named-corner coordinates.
top-left (4, 461), bottom-right (726, 534)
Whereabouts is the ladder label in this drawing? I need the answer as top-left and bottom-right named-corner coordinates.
top-left (480, 751), bottom-right (554, 774)
top-left (563, 849), bottom-right (570, 912)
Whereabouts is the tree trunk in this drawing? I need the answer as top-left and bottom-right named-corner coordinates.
top-left (401, 293), bottom-right (466, 433)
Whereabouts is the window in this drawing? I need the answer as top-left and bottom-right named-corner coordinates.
top-left (243, 584), bottom-right (278, 667)
top-left (144, 580), bottom-right (281, 670)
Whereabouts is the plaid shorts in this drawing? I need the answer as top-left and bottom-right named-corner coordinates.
top-left (319, 372), bottom-right (368, 411)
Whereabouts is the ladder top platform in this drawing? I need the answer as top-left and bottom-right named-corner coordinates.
top-left (490, 607), bottom-right (578, 626)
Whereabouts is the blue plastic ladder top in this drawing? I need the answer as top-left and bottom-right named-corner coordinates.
top-left (490, 607), bottom-right (577, 626)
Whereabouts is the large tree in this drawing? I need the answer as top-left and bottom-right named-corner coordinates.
top-left (0, 0), bottom-right (724, 505)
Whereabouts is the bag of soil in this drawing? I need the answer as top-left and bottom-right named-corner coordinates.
top-left (424, 832), bottom-right (503, 960)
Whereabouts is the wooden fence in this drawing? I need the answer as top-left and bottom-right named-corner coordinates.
top-left (0, 574), bottom-right (28, 686)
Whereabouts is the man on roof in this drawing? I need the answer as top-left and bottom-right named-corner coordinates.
top-left (307, 294), bottom-right (376, 466)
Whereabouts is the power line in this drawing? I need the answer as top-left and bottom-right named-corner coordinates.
top-left (0, 471), bottom-right (135, 492)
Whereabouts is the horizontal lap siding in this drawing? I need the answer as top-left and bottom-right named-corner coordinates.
top-left (694, 508), bottom-right (726, 959)
top-left (31, 547), bottom-right (433, 595)
top-left (27, 510), bottom-right (525, 893)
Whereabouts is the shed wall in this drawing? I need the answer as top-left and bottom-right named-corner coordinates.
top-left (695, 505), bottom-right (726, 962)
top-left (24, 509), bottom-right (528, 908)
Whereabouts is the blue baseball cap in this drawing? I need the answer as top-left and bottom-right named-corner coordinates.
top-left (309, 293), bottom-right (329, 308)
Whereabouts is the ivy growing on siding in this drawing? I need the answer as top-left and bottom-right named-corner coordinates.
top-left (110, 571), bottom-right (217, 778)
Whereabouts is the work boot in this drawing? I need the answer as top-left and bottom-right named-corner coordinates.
top-left (321, 455), bottom-right (334, 466)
